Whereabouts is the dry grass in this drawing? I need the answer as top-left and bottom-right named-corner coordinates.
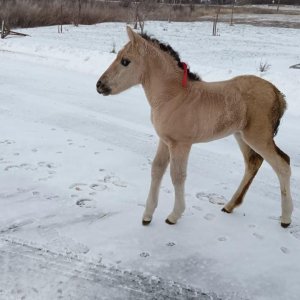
top-left (0, 0), bottom-right (130, 28)
top-left (0, 1), bottom-right (299, 29)
top-left (259, 60), bottom-right (271, 72)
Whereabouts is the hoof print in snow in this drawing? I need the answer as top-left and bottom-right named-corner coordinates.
top-left (76, 198), bottom-right (94, 208)
top-left (290, 226), bottom-right (300, 240)
top-left (90, 183), bottom-right (107, 191)
top-left (112, 179), bottom-right (127, 188)
top-left (289, 63), bottom-right (300, 69)
top-left (140, 252), bottom-right (150, 258)
top-left (196, 192), bottom-right (226, 205)
top-left (218, 236), bottom-right (227, 242)
top-left (204, 213), bottom-right (215, 221)
top-left (192, 205), bottom-right (202, 211)
top-left (166, 242), bottom-right (176, 247)
top-left (253, 232), bottom-right (264, 240)
top-left (280, 247), bottom-right (290, 254)
top-left (0, 139), bottom-right (15, 145)
top-left (102, 175), bottom-right (127, 188)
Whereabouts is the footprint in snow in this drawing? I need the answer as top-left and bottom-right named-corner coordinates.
top-left (102, 175), bottom-right (127, 188)
top-left (76, 198), bottom-right (95, 208)
top-left (290, 225), bottom-right (300, 240)
top-left (196, 192), bottom-right (226, 205)
top-left (90, 183), bottom-right (107, 191)
top-left (38, 161), bottom-right (56, 169)
top-left (5, 163), bottom-right (34, 171)
top-left (192, 205), bottom-right (202, 211)
top-left (140, 252), bottom-right (150, 258)
top-left (204, 213), bottom-right (215, 221)
top-left (218, 236), bottom-right (228, 242)
top-left (280, 247), bottom-right (290, 254)
top-left (252, 232), bottom-right (264, 240)
top-left (38, 176), bottom-right (53, 182)
top-left (0, 139), bottom-right (15, 145)
top-left (166, 242), bottom-right (176, 247)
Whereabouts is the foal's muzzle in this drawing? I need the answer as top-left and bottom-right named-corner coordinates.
top-left (96, 80), bottom-right (111, 96)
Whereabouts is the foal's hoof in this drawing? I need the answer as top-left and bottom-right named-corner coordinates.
top-left (165, 218), bottom-right (176, 225)
top-left (142, 219), bottom-right (152, 226)
top-left (221, 207), bottom-right (231, 213)
top-left (281, 222), bottom-right (291, 228)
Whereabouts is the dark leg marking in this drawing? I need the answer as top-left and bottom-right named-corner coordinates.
top-left (142, 219), bottom-right (151, 226)
top-left (165, 219), bottom-right (176, 225)
top-left (275, 145), bottom-right (290, 165)
top-left (281, 222), bottom-right (291, 228)
top-left (221, 207), bottom-right (231, 213)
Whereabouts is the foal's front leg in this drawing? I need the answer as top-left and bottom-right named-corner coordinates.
top-left (166, 143), bottom-right (191, 225)
top-left (142, 140), bottom-right (170, 225)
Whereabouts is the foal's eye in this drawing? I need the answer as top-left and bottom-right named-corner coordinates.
top-left (121, 58), bottom-right (131, 67)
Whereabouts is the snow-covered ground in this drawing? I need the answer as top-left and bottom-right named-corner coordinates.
top-left (0, 22), bottom-right (300, 299)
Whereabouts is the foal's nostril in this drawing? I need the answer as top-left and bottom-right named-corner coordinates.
top-left (96, 80), bottom-right (102, 89)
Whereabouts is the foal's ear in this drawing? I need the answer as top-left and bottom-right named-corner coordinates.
top-left (126, 26), bottom-right (142, 45)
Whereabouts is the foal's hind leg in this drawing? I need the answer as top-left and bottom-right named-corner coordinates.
top-left (222, 133), bottom-right (263, 213)
top-left (241, 132), bottom-right (293, 227)
top-left (142, 139), bottom-right (170, 225)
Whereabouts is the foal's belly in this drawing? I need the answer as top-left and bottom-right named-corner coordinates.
top-left (152, 111), bottom-right (243, 144)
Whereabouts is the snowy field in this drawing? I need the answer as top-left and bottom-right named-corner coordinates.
top-left (0, 22), bottom-right (300, 299)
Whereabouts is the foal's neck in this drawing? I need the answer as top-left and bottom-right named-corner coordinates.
top-left (141, 48), bottom-right (185, 109)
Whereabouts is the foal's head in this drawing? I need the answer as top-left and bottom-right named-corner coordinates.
top-left (96, 27), bottom-right (146, 96)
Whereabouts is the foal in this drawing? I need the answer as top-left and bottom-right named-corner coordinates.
top-left (97, 27), bottom-right (293, 228)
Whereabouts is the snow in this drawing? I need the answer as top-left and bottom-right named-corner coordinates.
top-left (0, 21), bottom-right (300, 299)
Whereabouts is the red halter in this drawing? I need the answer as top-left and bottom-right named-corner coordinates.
top-left (182, 62), bottom-right (188, 88)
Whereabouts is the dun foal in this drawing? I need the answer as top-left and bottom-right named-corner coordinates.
top-left (97, 27), bottom-right (293, 228)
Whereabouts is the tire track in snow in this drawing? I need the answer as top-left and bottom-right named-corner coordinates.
top-left (0, 238), bottom-right (220, 300)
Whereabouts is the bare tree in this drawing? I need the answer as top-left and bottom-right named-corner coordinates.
top-left (132, 0), bottom-right (157, 34)
top-left (168, 0), bottom-right (176, 23)
top-left (212, 6), bottom-right (220, 36)
top-left (74, 0), bottom-right (82, 27)
top-left (230, 0), bottom-right (235, 26)
top-left (276, 0), bottom-right (281, 13)
top-left (58, 1), bottom-right (63, 33)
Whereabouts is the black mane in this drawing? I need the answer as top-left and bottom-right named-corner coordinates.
top-left (140, 33), bottom-right (201, 82)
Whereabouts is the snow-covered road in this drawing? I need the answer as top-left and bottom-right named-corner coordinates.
top-left (0, 22), bottom-right (300, 299)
